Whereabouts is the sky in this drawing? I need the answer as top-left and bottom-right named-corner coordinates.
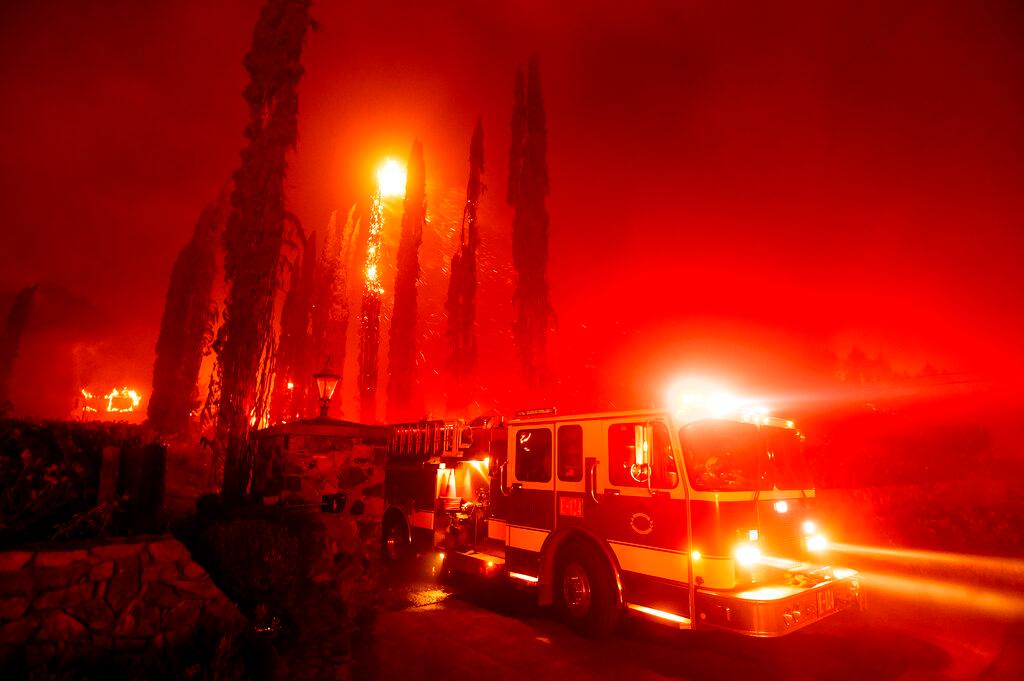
top-left (1, 0), bottom-right (1022, 419)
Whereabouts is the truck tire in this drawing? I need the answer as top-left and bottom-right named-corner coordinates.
top-left (381, 516), bottom-right (410, 563)
top-left (555, 542), bottom-right (620, 637)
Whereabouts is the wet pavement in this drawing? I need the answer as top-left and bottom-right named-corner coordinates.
top-left (352, 553), bottom-right (1023, 681)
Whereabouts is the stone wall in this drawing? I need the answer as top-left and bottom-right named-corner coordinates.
top-left (0, 536), bottom-right (244, 676)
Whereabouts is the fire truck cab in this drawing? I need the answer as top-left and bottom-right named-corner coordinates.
top-left (381, 401), bottom-right (863, 637)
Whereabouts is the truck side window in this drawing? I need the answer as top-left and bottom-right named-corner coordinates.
top-left (609, 422), bottom-right (677, 488)
top-left (557, 425), bottom-right (583, 482)
top-left (515, 428), bottom-right (552, 482)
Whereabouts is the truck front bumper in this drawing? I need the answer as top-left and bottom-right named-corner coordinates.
top-left (695, 569), bottom-right (864, 637)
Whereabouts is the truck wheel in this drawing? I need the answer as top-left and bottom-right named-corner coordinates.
top-left (555, 543), bottom-right (620, 637)
top-left (381, 517), bottom-right (410, 563)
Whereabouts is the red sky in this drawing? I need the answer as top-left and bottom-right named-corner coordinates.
top-left (1, 0), bottom-right (1022, 418)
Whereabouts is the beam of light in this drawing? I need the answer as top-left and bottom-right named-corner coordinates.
top-left (831, 542), bottom-right (1024, 583)
top-left (376, 158), bottom-right (407, 198)
top-left (856, 570), bottom-right (1024, 619)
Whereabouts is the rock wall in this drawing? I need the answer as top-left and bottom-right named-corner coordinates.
top-left (0, 536), bottom-right (244, 676)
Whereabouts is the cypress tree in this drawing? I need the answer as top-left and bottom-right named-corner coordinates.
top-left (387, 141), bottom-right (426, 421)
top-left (446, 119), bottom-right (484, 410)
top-left (149, 183), bottom-right (230, 436)
top-left (216, 0), bottom-right (312, 502)
top-left (508, 57), bottom-right (554, 388)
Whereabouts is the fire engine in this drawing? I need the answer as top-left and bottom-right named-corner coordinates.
top-left (380, 387), bottom-right (864, 637)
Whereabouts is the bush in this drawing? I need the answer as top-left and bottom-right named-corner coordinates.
top-left (0, 420), bottom-right (168, 547)
top-left (178, 501), bottom-right (325, 613)
top-left (0, 420), bottom-right (101, 546)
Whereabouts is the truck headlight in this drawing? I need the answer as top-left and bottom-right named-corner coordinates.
top-left (806, 534), bottom-right (828, 552)
top-left (734, 543), bottom-right (762, 566)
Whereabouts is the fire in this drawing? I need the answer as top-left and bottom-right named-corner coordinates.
top-left (363, 193), bottom-right (385, 294)
top-left (78, 386), bottom-right (143, 419)
top-left (79, 389), bottom-right (98, 413)
top-left (104, 387), bottom-right (142, 413)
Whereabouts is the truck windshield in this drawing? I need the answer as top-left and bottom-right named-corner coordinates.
top-left (679, 420), bottom-right (813, 492)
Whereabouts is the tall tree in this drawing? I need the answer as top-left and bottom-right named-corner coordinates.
top-left (358, 194), bottom-right (385, 423)
top-left (0, 285), bottom-right (37, 411)
top-left (216, 0), bottom-right (312, 503)
top-left (388, 141), bottom-right (426, 421)
top-left (270, 226), bottom-right (314, 423)
top-left (310, 206), bottom-right (356, 416)
top-left (149, 183), bottom-right (230, 436)
top-left (508, 57), bottom-right (554, 387)
top-left (446, 119), bottom-right (484, 410)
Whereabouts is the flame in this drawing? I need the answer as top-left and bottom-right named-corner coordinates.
top-left (104, 387), bottom-right (142, 413)
top-left (363, 193), bottom-right (385, 295)
top-left (79, 386), bottom-right (143, 418)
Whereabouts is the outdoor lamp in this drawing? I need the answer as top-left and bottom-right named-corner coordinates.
top-left (312, 362), bottom-right (340, 418)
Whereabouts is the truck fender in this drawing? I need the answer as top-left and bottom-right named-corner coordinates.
top-left (382, 505), bottom-right (412, 545)
top-left (537, 527), bottom-right (624, 608)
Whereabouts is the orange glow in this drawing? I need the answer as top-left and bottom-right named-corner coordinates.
top-left (774, 500), bottom-right (789, 514)
top-left (735, 586), bottom-right (796, 600)
top-left (363, 193), bottom-right (385, 295)
top-left (376, 158), bottom-right (407, 198)
top-left (665, 377), bottom-right (772, 423)
top-left (103, 387), bottom-right (142, 413)
top-left (509, 572), bottom-right (539, 584)
top-left (735, 543), bottom-right (761, 566)
top-left (626, 603), bottom-right (691, 625)
top-left (806, 534), bottom-right (829, 552)
top-left (831, 543), bottom-right (1024, 581)
top-left (857, 570), bottom-right (1024, 619)
top-left (287, 381), bottom-right (294, 390)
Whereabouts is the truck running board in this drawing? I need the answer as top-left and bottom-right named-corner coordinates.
top-left (442, 548), bottom-right (506, 577)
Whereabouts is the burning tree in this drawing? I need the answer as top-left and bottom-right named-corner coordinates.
top-left (358, 195), bottom-right (385, 423)
top-left (149, 183), bottom-right (230, 436)
top-left (388, 141), bottom-right (426, 421)
top-left (508, 58), bottom-right (554, 388)
top-left (216, 0), bottom-right (312, 502)
top-left (311, 207), bottom-right (357, 416)
top-left (446, 119), bottom-right (484, 410)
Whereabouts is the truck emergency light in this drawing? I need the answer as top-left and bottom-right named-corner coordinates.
top-left (665, 377), bottom-right (772, 423)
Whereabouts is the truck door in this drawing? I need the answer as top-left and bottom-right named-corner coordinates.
top-left (593, 420), bottom-right (691, 613)
top-left (504, 424), bottom-right (555, 572)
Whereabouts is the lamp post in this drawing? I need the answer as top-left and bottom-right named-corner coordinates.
top-left (312, 362), bottom-right (340, 419)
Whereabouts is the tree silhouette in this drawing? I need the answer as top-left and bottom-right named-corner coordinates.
top-left (0, 285), bottom-right (37, 412)
top-left (149, 183), bottom-right (230, 436)
top-left (446, 119), bottom-right (484, 411)
top-left (508, 57), bottom-right (554, 388)
top-left (216, 0), bottom-right (312, 502)
top-left (388, 141), bottom-right (426, 421)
